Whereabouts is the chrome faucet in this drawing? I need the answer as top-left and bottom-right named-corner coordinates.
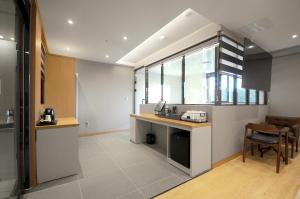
top-left (6, 109), bottom-right (14, 123)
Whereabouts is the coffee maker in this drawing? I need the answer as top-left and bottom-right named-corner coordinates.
top-left (39, 108), bottom-right (56, 125)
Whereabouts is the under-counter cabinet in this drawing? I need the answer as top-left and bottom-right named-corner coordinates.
top-left (36, 118), bottom-right (80, 184)
top-left (130, 113), bottom-right (212, 177)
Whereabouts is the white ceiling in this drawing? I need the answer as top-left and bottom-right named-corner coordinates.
top-left (117, 8), bottom-right (211, 66)
top-left (38, 0), bottom-right (300, 66)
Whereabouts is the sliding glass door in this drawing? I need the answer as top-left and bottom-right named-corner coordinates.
top-left (0, 0), bottom-right (29, 197)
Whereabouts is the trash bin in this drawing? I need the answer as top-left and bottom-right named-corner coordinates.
top-left (146, 133), bottom-right (155, 144)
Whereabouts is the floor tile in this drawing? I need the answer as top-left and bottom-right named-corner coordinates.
top-left (123, 161), bottom-right (173, 188)
top-left (23, 181), bottom-right (82, 199)
top-left (23, 131), bottom-right (190, 199)
top-left (140, 174), bottom-right (184, 198)
top-left (80, 155), bottom-right (119, 178)
top-left (110, 149), bottom-right (153, 169)
top-left (79, 142), bottom-right (106, 161)
top-left (0, 191), bottom-right (10, 198)
top-left (79, 170), bottom-right (135, 199)
top-left (117, 190), bottom-right (145, 199)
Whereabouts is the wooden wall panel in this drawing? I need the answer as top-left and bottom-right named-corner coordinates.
top-left (29, 0), bottom-right (49, 187)
top-left (44, 54), bottom-right (76, 118)
top-left (29, 1), bottom-right (42, 187)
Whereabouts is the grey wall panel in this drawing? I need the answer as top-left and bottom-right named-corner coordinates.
top-left (269, 53), bottom-right (300, 117)
top-left (76, 59), bottom-right (134, 134)
top-left (212, 105), bottom-right (268, 163)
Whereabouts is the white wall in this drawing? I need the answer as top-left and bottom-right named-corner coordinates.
top-left (269, 53), bottom-right (300, 117)
top-left (76, 59), bottom-right (134, 134)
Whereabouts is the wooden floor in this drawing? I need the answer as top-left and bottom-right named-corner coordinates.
top-left (156, 149), bottom-right (300, 199)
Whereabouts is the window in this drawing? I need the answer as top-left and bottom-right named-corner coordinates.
top-left (249, 89), bottom-right (257, 104)
top-left (184, 46), bottom-right (215, 104)
top-left (259, 90), bottom-right (265, 105)
top-left (221, 74), bottom-right (234, 104)
top-left (237, 77), bottom-right (246, 104)
top-left (163, 58), bottom-right (182, 104)
top-left (148, 65), bottom-right (161, 103)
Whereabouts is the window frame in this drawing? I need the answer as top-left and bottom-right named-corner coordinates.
top-left (137, 34), bottom-right (268, 106)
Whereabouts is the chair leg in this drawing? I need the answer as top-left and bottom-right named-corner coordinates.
top-left (296, 141), bottom-right (299, 152)
top-left (291, 141), bottom-right (294, 159)
top-left (243, 139), bottom-right (247, 162)
top-left (258, 144), bottom-right (263, 157)
top-left (251, 143), bottom-right (254, 156)
top-left (276, 144), bottom-right (281, 173)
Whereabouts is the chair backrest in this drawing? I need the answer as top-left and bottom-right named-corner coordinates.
top-left (246, 123), bottom-right (280, 134)
top-left (266, 115), bottom-right (300, 138)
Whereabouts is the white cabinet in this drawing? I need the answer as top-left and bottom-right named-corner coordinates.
top-left (36, 126), bottom-right (80, 183)
top-left (130, 114), bottom-right (212, 177)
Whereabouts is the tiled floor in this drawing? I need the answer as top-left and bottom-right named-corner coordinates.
top-left (24, 131), bottom-right (190, 199)
top-left (0, 179), bottom-right (15, 198)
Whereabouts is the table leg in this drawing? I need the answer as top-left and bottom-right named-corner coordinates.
top-left (285, 132), bottom-right (288, 165)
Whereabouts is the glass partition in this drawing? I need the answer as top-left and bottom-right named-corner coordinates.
top-left (237, 77), bottom-right (246, 104)
top-left (134, 68), bottom-right (145, 113)
top-left (259, 90), bottom-right (265, 105)
top-left (249, 89), bottom-right (257, 104)
top-left (148, 64), bottom-right (162, 103)
top-left (137, 36), bottom-right (268, 106)
top-left (221, 74), bottom-right (234, 104)
top-left (184, 46), bottom-right (215, 104)
top-left (163, 58), bottom-right (182, 104)
top-left (0, 0), bottom-right (29, 196)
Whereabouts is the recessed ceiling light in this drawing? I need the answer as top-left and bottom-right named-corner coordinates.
top-left (0, 35), bottom-right (3, 39)
top-left (10, 37), bottom-right (14, 41)
top-left (292, 34), bottom-right (298, 39)
top-left (67, 19), bottom-right (73, 25)
top-left (248, 45), bottom-right (255, 49)
top-left (185, 11), bottom-right (193, 17)
top-left (105, 54), bottom-right (110, 58)
top-left (66, 47), bottom-right (70, 51)
top-left (123, 36), bottom-right (128, 40)
top-left (159, 35), bottom-right (165, 40)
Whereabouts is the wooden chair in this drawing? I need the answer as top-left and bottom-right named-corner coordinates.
top-left (266, 116), bottom-right (300, 158)
top-left (243, 123), bottom-right (289, 173)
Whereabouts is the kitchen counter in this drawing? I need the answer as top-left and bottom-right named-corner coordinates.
top-left (130, 113), bottom-right (211, 129)
top-left (35, 117), bottom-right (79, 130)
top-left (130, 113), bottom-right (212, 177)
